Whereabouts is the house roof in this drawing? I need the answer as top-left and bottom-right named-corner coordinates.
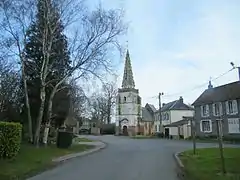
top-left (148, 103), bottom-right (157, 112)
top-left (161, 97), bottom-right (194, 111)
top-left (192, 81), bottom-right (240, 106)
top-left (142, 107), bottom-right (154, 121)
top-left (164, 119), bottom-right (189, 127)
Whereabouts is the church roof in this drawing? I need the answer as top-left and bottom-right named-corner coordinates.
top-left (141, 103), bottom-right (156, 121)
top-left (142, 107), bottom-right (154, 121)
top-left (121, 49), bottom-right (135, 89)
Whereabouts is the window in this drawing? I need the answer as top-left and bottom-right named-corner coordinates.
top-left (201, 105), bottom-right (209, 117)
top-left (226, 100), bottom-right (238, 115)
top-left (228, 118), bottom-right (240, 134)
top-left (200, 120), bottom-right (212, 133)
top-left (124, 96), bottom-right (127, 102)
top-left (228, 101), bottom-right (233, 114)
top-left (213, 103), bottom-right (222, 116)
top-left (166, 113), bottom-right (169, 120)
top-left (215, 104), bottom-right (219, 115)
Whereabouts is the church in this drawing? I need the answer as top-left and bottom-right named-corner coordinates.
top-left (115, 50), bottom-right (155, 136)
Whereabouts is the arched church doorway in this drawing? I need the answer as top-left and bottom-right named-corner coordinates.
top-left (122, 125), bottom-right (128, 136)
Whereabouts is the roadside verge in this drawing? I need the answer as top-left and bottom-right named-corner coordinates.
top-left (52, 141), bottom-right (107, 163)
top-left (173, 152), bottom-right (185, 180)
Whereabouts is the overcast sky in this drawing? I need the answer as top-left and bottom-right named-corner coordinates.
top-left (88, 0), bottom-right (240, 108)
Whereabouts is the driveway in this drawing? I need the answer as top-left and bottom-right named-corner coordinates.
top-left (28, 135), bottom-right (236, 180)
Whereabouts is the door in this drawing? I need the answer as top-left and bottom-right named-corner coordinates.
top-left (164, 128), bottom-right (170, 138)
top-left (122, 125), bottom-right (128, 136)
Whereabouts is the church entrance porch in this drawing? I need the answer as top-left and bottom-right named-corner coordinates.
top-left (122, 125), bottom-right (128, 136)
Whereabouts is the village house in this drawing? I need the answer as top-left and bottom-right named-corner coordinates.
top-left (192, 81), bottom-right (240, 139)
top-left (154, 96), bottom-right (194, 139)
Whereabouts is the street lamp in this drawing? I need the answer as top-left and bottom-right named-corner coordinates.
top-left (230, 62), bottom-right (240, 80)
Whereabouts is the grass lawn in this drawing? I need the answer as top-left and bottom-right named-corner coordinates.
top-left (179, 148), bottom-right (240, 180)
top-left (74, 137), bottom-right (94, 142)
top-left (131, 135), bottom-right (156, 139)
top-left (0, 143), bottom-right (94, 180)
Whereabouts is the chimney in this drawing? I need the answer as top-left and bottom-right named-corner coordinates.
top-left (179, 96), bottom-right (183, 103)
top-left (208, 80), bottom-right (213, 89)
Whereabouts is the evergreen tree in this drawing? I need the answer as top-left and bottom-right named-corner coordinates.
top-left (24, 0), bottom-right (71, 130)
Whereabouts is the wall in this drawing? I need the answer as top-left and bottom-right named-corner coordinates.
top-left (183, 124), bottom-right (191, 139)
top-left (80, 120), bottom-right (90, 130)
top-left (116, 90), bottom-right (141, 128)
top-left (170, 110), bottom-right (194, 123)
top-left (195, 99), bottom-right (240, 139)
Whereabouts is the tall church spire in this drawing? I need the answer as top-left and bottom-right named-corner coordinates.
top-left (122, 49), bottom-right (135, 89)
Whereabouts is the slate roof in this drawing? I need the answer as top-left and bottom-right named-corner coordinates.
top-left (161, 98), bottom-right (193, 111)
top-left (164, 119), bottom-right (189, 127)
top-left (192, 81), bottom-right (240, 106)
top-left (146, 103), bottom-right (157, 112)
top-left (141, 104), bottom-right (156, 121)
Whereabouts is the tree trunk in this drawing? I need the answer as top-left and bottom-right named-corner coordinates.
top-left (34, 85), bottom-right (46, 147)
top-left (42, 122), bottom-right (50, 145)
top-left (21, 56), bottom-right (33, 143)
top-left (43, 87), bottom-right (56, 145)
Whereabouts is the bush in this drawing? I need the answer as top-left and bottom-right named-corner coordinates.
top-left (56, 130), bottom-right (73, 148)
top-left (0, 121), bottom-right (22, 159)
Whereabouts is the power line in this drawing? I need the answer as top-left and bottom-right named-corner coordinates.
top-left (146, 67), bottom-right (235, 100)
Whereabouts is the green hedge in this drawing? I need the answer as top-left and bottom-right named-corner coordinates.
top-left (0, 121), bottom-right (22, 158)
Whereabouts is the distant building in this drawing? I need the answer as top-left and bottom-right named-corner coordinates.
top-left (115, 50), bottom-right (142, 136)
top-left (137, 103), bottom-right (156, 136)
top-left (154, 96), bottom-right (194, 139)
top-left (192, 81), bottom-right (240, 139)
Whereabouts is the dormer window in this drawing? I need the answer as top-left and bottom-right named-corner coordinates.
top-left (124, 96), bottom-right (127, 102)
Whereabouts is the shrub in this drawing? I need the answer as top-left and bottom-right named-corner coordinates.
top-left (0, 121), bottom-right (22, 159)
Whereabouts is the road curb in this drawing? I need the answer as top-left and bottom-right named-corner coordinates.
top-left (173, 152), bottom-right (185, 180)
top-left (52, 141), bottom-right (107, 163)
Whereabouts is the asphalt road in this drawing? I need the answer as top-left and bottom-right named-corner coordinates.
top-left (28, 135), bottom-right (231, 180)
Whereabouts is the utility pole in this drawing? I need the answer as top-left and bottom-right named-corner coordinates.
top-left (216, 119), bottom-right (226, 174)
top-left (183, 116), bottom-right (196, 155)
top-left (158, 92), bottom-right (164, 133)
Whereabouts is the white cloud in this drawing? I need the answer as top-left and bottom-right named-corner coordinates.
top-left (115, 0), bottom-right (240, 108)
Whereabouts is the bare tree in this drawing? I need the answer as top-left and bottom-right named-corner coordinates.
top-left (101, 80), bottom-right (118, 124)
top-left (1, 0), bottom-right (126, 145)
top-left (43, 2), bottom-right (127, 143)
top-left (0, 0), bottom-right (36, 143)
top-left (89, 78), bottom-right (118, 125)
top-left (0, 59), bottom-right (22, 121)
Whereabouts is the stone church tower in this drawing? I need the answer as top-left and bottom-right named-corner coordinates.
top-left (116, 50), bottom-right (142, 136)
